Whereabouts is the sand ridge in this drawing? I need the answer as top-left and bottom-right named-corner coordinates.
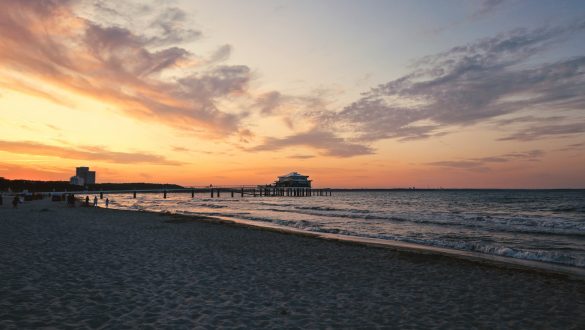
top-left (1, 199), bottom-right (585, 329)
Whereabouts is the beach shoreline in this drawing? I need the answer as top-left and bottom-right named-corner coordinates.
top-left (163, 212), bottom-right (585, 281)
top-left (1, 199), bottom-right (585, 328)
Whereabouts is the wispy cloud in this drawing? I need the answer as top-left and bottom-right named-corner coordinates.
top-left (248, 20), bottom-right (585, 157)
top-left (172, 146), bottom-right (191, 152)
top-left (255, 91), bottom-right (283, 115)
top-left (0, 0), bottom-right (250, 136)
top-left (429, 0), bottom-right (510, 35)
top-left (428, 150), bottom-right (544, 172)
top-left (559, 142), bottom-right (585, 152)
top-left (0, 162), bottom-right (72, 180)
top-left (249, 130), bottom-right (374, 158)
top-left (326, 20), bottom-right (585, 142)
top-left (289, 154), bottom-right (316, 159)
top-left (0, 140), bottom-right (183, 165)
top-left (499, 122), bottom-right (585, 141)
top-left (472, 0), bottom-right (507, 19)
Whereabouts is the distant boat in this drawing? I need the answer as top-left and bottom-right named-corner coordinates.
top-left (274, 172), bottom-right (312, 188)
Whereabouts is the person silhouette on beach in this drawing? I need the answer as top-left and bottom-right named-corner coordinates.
top-left (12, 195), bottom-right (19, 208)
top-left (85, 196), bottom-right (89, 207)
top-left (93, 196), bottom-right (98, 207)
top-left (68, 194), bottom-right (75, 207)
top-left (105, 198), bottom-right (109, 208)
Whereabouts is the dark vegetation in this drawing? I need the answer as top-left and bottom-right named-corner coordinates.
top-left (0, 177), bottom-right (184, 192)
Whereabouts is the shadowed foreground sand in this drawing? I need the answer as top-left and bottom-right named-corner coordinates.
top-left (1, 199), bottom-right (584, 329)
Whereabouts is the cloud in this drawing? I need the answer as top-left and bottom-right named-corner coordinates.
top-left (172, 146), bottom-right (190, 152)
top-left (0, 162), bottom-right (72, 181)
top-left (249, 130), bottom-right (374, 157)
top-left (429, 0), bottom-right (509, 35)
top-left (147, 6), bottom-right (202, 46)
top-left (427, 160), bottom-right (492, 172)
top-left (0, 0), bottom-right (250, 136)
top-left (290, 155), bottom-right (316, 159)
top-left (208, 44), bottom-right (232, 63)
top-left (559, 142), bottom-right (585, 152)
top-left (255, 91), bottom-right (283, 115)
top-left (78, 1), bottom-right (202, 46)
top-left (0, 78), bottom-right (75, 108)
top-left (428, 149), bottom-right (544, 172)
top-left (328, 21), bottom-right (585, 143)
top-left (0, 140), bottom-right (183, 165)
top-left (252, 90), bottom-right (330, 119)
top-left (3, 0), bottom-right (584, 161)
top-left (473, 0), bottom-right (507, 19)
top-left (499, 122), bottom-right (585, 141)
top-left (492, 115), bottom-right (566, 126)
top-left (237, 128), bottom-right (255, 143)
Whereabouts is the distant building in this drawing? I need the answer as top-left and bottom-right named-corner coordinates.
top-left (70, 166), bottom-right (96, 186)
top-left (69, 176), bottom-right (84, 186)
top-left (86, 171), bottom-right (96, 185)
top-left (274, 172), bottom-right (312, 188)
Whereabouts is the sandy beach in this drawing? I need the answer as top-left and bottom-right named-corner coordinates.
top-left (1, 198), bottom-right (585, 329)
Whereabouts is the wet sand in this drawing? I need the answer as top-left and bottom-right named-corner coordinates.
top-left (1, 199), bottom-right (585, 329)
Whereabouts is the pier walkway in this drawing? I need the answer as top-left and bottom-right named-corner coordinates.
top-left (6, 186), bottom-right (332, 200)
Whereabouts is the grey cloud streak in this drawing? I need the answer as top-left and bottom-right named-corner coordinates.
top-left (499, 122), bottom-right (585, 141)
top-left (250, 21), bottom-right (585, 157)
top-left (81, 1), bottom-right (202, 46)
top-left (473, 0), bottom-right (507, 18)
top-left (249, 130), bottom-right (374, 158)
top-left (428, 150), bottom-right (544, 172)
top-left (328, 21), bottom-right (585, 143)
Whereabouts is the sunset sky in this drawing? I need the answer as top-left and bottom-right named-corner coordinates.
top-left (1, 0), bottom-right (584, 188)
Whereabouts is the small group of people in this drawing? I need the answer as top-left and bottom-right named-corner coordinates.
top-left (0, 194), bottom-right (29, 208)
top-left (3, 193), bottom-right (110, 209)
top-left (83, 195), bottom-right (109, 208)
top-left (67, 194), bottom-right (76, 207)
top-left (2, 195), bottom-right (22, 208)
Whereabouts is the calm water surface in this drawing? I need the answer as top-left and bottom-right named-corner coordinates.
top-left (107, 190), bottom-right (585, 268)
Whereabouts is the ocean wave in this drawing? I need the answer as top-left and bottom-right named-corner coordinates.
top-left (403, 238), bottom-right (585, 268)
top-left (196, 203), bottom-right (227, 209)
top-left (110, 198), bottom-right (585, 236)
top-left (255, 206), bottom-right (585, 236)
top-left (296, 205), bottom-right (371, 213)
top-left (104, 192), bottom-right (585, 268)
top-left (264, 222), bottom-right (585, 268)
top-left (551, 206), bottom-right (585, 213)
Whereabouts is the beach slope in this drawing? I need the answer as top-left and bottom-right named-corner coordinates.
top-left (1, 200), bottom-right (584, 328)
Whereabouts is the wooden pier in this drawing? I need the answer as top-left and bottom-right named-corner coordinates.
top-left (20, 186), bottom-right (333, 199)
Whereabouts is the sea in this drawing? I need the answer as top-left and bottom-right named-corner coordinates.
top-left (106, 189), bottom-right (585, 269)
